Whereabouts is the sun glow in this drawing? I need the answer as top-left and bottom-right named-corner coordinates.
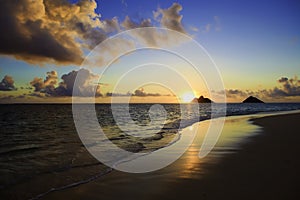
top-left (181, 92), bottom-right (196, 103)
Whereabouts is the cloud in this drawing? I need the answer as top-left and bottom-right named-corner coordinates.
top-left (119, 3), bottom-right (189, 47)
top-left (133, 88), bottom-right (161, 97)
top-left (154, 3), bottom-right (186, 33)
top-left (199, 16), bottom-right (220, 33)
top-left (121, 16), bottom-right (158, 46)
top-left (0, 1), bottom-right (192, 66)
top-left (106, 88), bottom-right (169, 97)
top-left (106, 92), bottom-right (131, 97)
top-left (217, 76), bottom-right (300, 102)
top-left (88, 2), bottom-right (190, 67)
top-left (268, 76), bottom-right (300, 97)
top-left (0, 75), bottom-right (17, 91)
top-left (121, 0), bottom-right (128, 8)
top-left (225, 89), bottom-right (248, 98)
top-left (0, 0), bottom-right (119, 65)
top-left (30, 71), bottom-right (58, 93)
top-left (28, 92), bottom-right (48, 98)
top-left (121, 17), bottom-right (162, 46)
top-left (202, 24), bottom-right (211, 33)
top-left (30, 78), bottom-right (45, 92)
top-left (278, 77), bottom-right (288, 83)
top-left (122, 16), bottom-right (152, 29)
top-left (214, 16), bottom-right (221, 31)
top-left (0, 95), bottom-right (14, 101)
top-left (189, 26), bottom-right (199, 32)
top-left (30, 69), bottom-right (102, 97)
top-left (56, 68), bottom-right (102, 97)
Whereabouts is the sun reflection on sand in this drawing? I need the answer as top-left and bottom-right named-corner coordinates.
top-left (115, 114), bottom-right (261, 178)
top-left (175, 122), bottom-right (208, 179)
top-left (173, 116), bottom-right (260, 179)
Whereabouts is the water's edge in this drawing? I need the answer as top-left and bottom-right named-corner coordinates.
top-left (28, 109), bottom-right (300, 200)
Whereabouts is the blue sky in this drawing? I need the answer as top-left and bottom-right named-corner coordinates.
top-left (0, 0), bottom-right (299, 102)
top-left (87, 0), bottom-right (300, 92)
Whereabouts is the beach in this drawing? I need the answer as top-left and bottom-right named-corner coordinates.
top-left (36, 111), bottom-right (300, 200)
top-left (1, 1), bottom-right (299, 200)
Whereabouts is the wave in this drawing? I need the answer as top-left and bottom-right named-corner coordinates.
top-left (1, 103), bottom-right (300, 199)
top-left (29, 168), bottom-right (113, 200)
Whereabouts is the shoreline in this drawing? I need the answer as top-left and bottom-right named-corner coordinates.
top-left (2, 110), bottom-right (300, 200)
top-left (39, 110), bottom-right (300, 200)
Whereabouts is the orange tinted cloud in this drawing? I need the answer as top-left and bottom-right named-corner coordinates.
top-left (0, 1), bottom-right (189, 66)
top-left (0, 0), bottom-right (118, 65)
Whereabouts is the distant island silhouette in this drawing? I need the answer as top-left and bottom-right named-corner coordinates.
top-left (191, 96), bottom-right (213, 103)
top-left (242, 96), bottom-right (264, 103)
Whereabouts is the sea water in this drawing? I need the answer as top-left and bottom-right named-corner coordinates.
top-left (1, 103), bottom-right (300, 198)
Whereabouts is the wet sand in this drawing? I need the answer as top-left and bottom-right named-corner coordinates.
top-left (37, 112), bottom-right (300, 199)
top-left (165, 112), bottom-right (300, 200)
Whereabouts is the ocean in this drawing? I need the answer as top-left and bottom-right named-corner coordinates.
top-left (1, 103), bottom-right (300, 199)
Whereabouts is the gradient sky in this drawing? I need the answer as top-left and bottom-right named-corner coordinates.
top-left (0, 0), bottom-right (299, 103)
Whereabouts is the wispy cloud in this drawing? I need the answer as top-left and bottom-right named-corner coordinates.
top-left (106, 88), bottom-right (170, 97)
top-left (225, 89), bottom-right (248, 98)
top-left (189, 26), bottom-right (199, 32)
top-left (199, 16), bottom-right (220, 33)
top-left (214, 16), bottom-right (221, 31)
top-left (133, 88), bottom-right (163, 97)
top-left (202, 24), bottom-right (211, 33)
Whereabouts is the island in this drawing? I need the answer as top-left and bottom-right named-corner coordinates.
top-left (191, 95), bottom-right (213, 103)
top-left (242, 96), bottom-right (264, 103)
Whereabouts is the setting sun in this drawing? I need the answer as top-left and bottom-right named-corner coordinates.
top-left (181, 92), bottom-right (196, 103)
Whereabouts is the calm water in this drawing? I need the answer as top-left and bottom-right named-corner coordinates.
top-left (1, 103), bottom-right (300, 199)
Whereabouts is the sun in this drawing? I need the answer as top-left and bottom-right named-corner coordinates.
top-left (181, 92), bottom-right (196, 103)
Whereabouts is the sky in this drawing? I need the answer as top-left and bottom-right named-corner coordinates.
top-left (0, 0), bottom-right (299, 103)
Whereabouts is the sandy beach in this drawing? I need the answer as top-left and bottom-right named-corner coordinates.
top-left (1, 1), bottom-right (299, 199)
top-left (36, 112), bottom-right (300, 200)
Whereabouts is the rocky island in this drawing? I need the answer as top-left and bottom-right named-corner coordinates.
top-left (242, 96), bottom-right (264, 103)
top-left (191, 96), bottom-right (213, 103)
